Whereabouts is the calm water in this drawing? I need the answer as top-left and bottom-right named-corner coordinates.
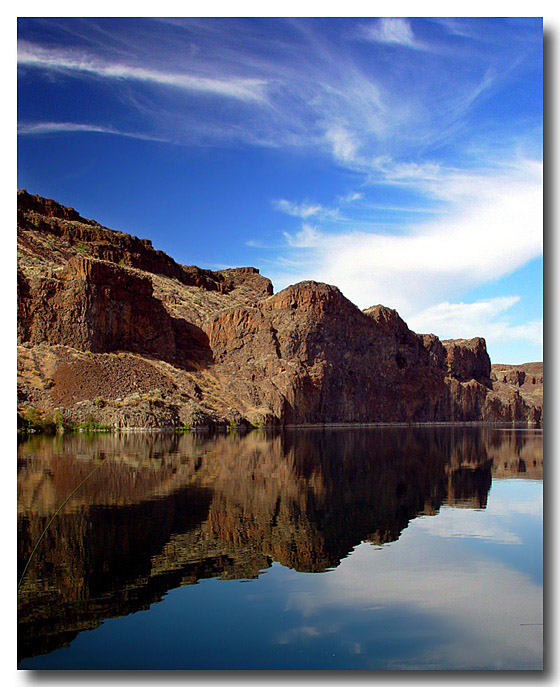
top-left (17, 426), bottom-right (543, 670)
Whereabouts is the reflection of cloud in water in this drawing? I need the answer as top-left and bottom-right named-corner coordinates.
top-left (411, 480), bottom-right (542, 544)
top-left (331, 539), bottom-right (541, 668)
top-left (274, 624), bottom-right (325, 644)
top-left (487, 481), bottom-right (543, 518)
top-left (279, 525), bottom-right (542, 669)
top-left (413, 509), bottom-right (522, 544)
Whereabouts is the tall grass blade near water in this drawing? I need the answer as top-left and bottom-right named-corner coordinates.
top-left (18, 457), bottom-right (107, 591)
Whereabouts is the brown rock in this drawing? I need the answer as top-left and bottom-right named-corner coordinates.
top-left (442, 337), bottom-right (492, 385)
top-left (19, 256), bottom-right (177, 361)
top-left (17, 191), bottom-right (543, 428)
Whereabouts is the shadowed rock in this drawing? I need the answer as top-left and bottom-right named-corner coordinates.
top-left (17, 191), bottom-right (543, 428)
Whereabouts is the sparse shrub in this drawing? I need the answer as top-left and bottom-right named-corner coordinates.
top-left (21, 407), bottom-right (57, 434)
top-left (123, 392), bottom-right (142, 406)
top-left (175, 425), bottom-right (191, 433)
top-left (24, 407), bottom-right (41, 423)
top-left (80, 415), bottom-right (112, 432)
top-left (52, 408), bottom-right (64, 429)
top-left (140, 389), bottom-right (163, 403)
top-left (75, 243), bottom-right (89, 255)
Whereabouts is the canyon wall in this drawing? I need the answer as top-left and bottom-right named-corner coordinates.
top-left (17, 190), bottom-right (543, 428)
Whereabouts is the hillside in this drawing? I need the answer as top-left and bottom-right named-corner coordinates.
top-left (17, 190), bottom-right (543, 429)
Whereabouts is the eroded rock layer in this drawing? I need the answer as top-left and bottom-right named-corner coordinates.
top-left (17, 190), bottom-right (542, 428)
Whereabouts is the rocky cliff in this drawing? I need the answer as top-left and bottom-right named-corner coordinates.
top-left (17, 190), bottom-right (543, 428)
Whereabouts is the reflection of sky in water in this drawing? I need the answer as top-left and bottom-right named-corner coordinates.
top-left (413, 479), bottom-right (543, 585)
top-left (21, 479), bottom-right (542, 670)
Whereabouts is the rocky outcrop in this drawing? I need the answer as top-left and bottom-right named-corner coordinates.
top-left (217, 266), bottom-right (274, 299)
top-left (20, 256), bottom-right (175, 357)
top-left (17, 189), bottom-right (228, 292)
top-left (17, 191), bottom-right (543, 428)
top-left (442, 337), bottom-right (491, 385)
top-left (491, 362), bottom-right (543, 416)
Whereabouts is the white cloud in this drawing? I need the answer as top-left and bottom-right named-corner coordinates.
top-left (17, 121), bottom-right (165, 142)
top-left (338, 191), bottom-right (363, 204)
top-left (17, 41), bottom-right (269, 103)
top-left (487, 486), bottom-right (543, 518)
top-left (323, 539), bottom-right (542, 668)
top-left (269, 159), bottom-right (543, 327)
top-left (272, 199), bottom-right (336, 220)
top-left (414, 508), bottom-right (522, 544)
top-left (17, 20), bottom-right (541, 170)
top-left (430, 18), bottom-right (475, 39)
top-left (408, 298), bottom-right (543, 345)
top-left (325, 126), bottom-right (359, 163)
top-left (277, 531), bottom-right (542, 669)
top-left (283, 224), bottom-right (322, 248)
top-left (359, 18), bottom-right (427, 50)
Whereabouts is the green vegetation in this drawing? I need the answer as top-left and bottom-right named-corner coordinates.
top-left (18, 408), bottom-right (112, 434)
top-left (174, 425), bottom-right (191, 433)
top-left (79, 415), bottom-right (112, 432)
top-left (19, 407), bottom-right (63, 434)
top-left (75, 242), bottom-right (90, 255)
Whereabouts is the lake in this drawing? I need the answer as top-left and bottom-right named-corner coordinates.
top-left (17, 426), bottom-right (543, 670)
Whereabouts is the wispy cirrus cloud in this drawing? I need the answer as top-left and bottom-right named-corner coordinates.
top-left (18, 18), bottom-right (542, 362)
top-left (17, 121), bottom-right (166, 142)
top-left (283, 224), bottom-right (322, 248)
top-left (338, 191), bottom-right (363, 204)
top-left (325, 125), bottom-right (360, 164)
top-left (358, 18), bottom-right (428, 50)
top-left (272, 199), bottom-right (339, 220)
top-left (18, 18), bottom-right (540, 162)
top-left (17, 40), bottom-right (269, 103)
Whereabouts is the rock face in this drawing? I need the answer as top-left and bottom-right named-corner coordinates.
top-left (17, 190), bottom-right (543, 428)
top-left (20, 257), bottom-right (176, 359)
top-left (491, 362), bottom-right (543, 419)
top-left (442, 337), bottom-right (491, 385)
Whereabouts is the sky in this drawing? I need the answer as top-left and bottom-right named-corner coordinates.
top-left (16, 17), bottom-right (543, 364)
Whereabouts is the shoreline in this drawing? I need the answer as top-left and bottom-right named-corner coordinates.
top-left (17, 419), bottom-right (543, 437)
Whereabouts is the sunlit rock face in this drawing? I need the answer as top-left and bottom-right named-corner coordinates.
top-left (17, 427), bottom-right (541, 662)
top-left (17, 191), bottom-right (542, 428)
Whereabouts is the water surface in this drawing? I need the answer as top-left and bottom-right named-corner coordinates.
top-left (17, 426), bottom-right (543, 670)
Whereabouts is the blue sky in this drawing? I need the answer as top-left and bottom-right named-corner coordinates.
top-left (17, 17), bottom-right (543, 364)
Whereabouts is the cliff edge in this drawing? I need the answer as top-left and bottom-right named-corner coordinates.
top-left (17, 190), bottom-right (543, 429)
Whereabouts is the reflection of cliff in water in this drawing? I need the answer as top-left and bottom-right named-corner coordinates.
top-left (17, 427), bottom-right (542, 662)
